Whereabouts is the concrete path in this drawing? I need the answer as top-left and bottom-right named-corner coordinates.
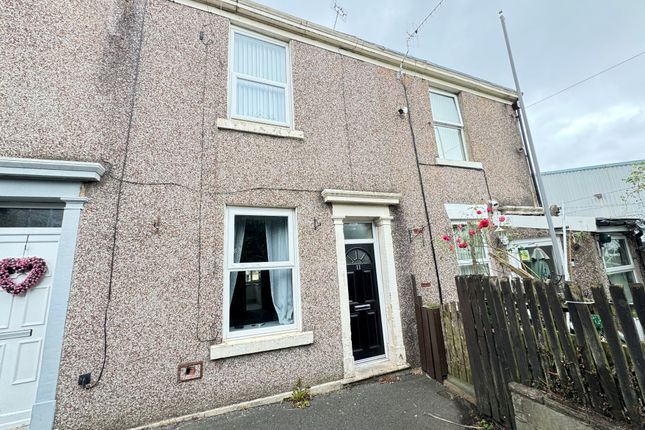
top-left (161, 373), bottom-right (476, 430)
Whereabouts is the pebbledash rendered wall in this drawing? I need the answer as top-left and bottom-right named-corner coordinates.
top-left (1, 0), bottom-right (535, 428)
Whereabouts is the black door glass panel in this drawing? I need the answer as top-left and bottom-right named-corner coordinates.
top-left (0, 208), bottom-right (63, 228)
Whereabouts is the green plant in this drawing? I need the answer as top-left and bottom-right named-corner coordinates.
top-left (474, 417), bottom-right (505, 430)
top-left (287, 378), bottom-right (312, 409)
top-left (591, 314), bottom-right (603, 333)
top-left (623, 161), bottom-right (645, 201)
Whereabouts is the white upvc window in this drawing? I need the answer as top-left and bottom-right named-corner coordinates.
top-left (602, 236), bottom-right (638, 303)
top-left (429, 89), bottom-right (467, 161)
top-left (452, 224), bottom-right (490, 275)
top-left (229, 27), bottom-right (292, 127)
top-left (509, 237), bottom-right (565, 281)
top-left (224, 206), bottom-right (300, 339)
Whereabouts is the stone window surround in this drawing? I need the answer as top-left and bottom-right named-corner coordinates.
top-left (216, 118), bottom-right (304, 140)
top-left (322, 189), bottom-right (408, 379)
top-left (0, 156), bottom-right (105, 430)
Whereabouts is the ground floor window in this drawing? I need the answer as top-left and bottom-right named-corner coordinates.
top-left (452, 224), bottom-right (490, 275)
top-left (225, 207), bottom-right (298, 337)
top-left (602, 236), bottom-right (637, 302)
top-left (507, 237), bottom-right (569, 281)
top-left (516, 242), bottom-right (557, 281)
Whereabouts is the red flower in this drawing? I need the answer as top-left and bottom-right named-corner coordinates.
top-left (456, 237), bottom-right (462, 243)
top-left (499, 215), bottom-right (506, 222)
top-left (468, 229), bottom-right (476, 236)
top-left (487, 207), bottom-right (492, 213)
top-left (458, 242), bottom-right (468, 249)
top-left (478, 219), bottom-right (490, 229)
top-left (441, 235), bottom-right (451, 241)
top-left (476, 209), bottom-right (482, 215)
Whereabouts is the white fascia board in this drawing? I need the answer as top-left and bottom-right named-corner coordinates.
top-left (443, 203), bottom-right (598, 231)
top-left (504, 215), bottom-right (598, 232)
top-left (173, 0), bottom-right (517, 104)
top-left (322, 189), bottom-right (402, 206)
top-left (0, 157), bottom-right (105, 182)
top-left (444, 203), bottom-right (487, 220)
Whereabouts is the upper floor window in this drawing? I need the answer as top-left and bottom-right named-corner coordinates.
top-left (429, 90), bottom-right (466, 161)
top-left (230, 28), bottom-right (291, 126)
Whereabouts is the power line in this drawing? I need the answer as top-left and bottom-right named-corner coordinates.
top-left (526, 48), bottom-right (645, 108)
top-left (555, 187), bottom-right (634, 205)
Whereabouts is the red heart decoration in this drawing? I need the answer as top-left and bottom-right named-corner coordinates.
top-left (0, 257), bottom-right (48, 296)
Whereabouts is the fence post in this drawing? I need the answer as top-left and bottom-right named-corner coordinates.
top-left (591, 286), bottom-right (642, 423)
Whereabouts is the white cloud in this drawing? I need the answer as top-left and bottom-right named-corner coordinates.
top-left (256, 0), bottom-right (645, 170)
top-left (556, 105), bottom-right (644, 138)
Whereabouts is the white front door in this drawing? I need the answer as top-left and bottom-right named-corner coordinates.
top-left (0, 229), bottom-right (60, 430)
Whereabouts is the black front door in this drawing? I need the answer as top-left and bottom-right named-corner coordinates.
top-left (346, 244), bottom-right (385, 360)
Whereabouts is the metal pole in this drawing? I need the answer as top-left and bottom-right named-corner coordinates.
top-left (561, 202), bottom-right (569, 280)
top-left (499, 11), bottom-right (565, 278)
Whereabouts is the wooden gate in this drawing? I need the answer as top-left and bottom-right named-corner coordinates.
top-left (441, 301), bottom-right (471, 385)
top-left (414, 296), bottom-right (447, 381)
top-left (456, 275), bottom-right (645, 429)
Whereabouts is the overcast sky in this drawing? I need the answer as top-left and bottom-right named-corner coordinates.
top-left (257, 0), bottom-right (645, 171)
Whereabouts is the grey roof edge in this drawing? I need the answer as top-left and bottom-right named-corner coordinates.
top-left (190, 0), bottom-right (518, 101)
top-left (0, 157), bottom-right (106, 182)
top-left (542, 159), bottom-right (645, 176)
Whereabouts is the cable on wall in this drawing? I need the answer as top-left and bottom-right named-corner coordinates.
top-left (86, 0), bottom-right (149, 390)
top-left (419, 162), bottom-right (493, 201)
top-left (339, 54), bottom-right (355, 188)
top-left (396, 0), bottom-right (449, 304)
top-left (195, 23), bottom-right (218, 343)
top-left (401, 80), bottom-right (444, 304)
top-left (106, 174), bottom-right (321, 196)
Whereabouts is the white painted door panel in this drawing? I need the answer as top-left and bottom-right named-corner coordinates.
top-left (0, 232), bottom-right (60, 430)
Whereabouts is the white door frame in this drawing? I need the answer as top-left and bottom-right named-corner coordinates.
top-left (0, 157), bottom-right (104, 430)
top-left (343, 222), bottom-right (389, 365)
top-left (321, 190), bottom-right (407, 380)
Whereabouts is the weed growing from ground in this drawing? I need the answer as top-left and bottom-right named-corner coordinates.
top-left (287, 378), bottom-right (312, 409)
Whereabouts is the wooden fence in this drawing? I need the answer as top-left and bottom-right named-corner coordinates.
top-left (456, 275), bottom-right (645, 429)
top-left (414, 297), bottom-right (447, 381)
top-left (440, 301), bottom-right (472, 385)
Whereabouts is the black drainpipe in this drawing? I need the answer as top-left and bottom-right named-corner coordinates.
top-left (513, 100), bottom-right (542, 207)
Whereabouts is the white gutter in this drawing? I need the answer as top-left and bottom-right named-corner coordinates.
top-left (178, 0), bottom-right (518, 103)
top-left (444, 203), bottom-right (598, 232)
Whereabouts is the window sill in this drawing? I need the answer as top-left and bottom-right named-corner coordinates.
top-left (210, 330), bottom-right (314, 360)
top-left (216, 118), bottom-right (304, 140)
top-left (435, 158), bottom-right (483, 170)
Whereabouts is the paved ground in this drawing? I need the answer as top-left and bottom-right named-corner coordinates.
top-left (161, 373), bottom-right (476, 430)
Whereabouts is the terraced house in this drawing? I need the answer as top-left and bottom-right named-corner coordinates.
top-left (0, 1), bottom-right (545, 429)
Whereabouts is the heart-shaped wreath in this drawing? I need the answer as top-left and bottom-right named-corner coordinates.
top-left (0, 257), bottom-right (48, 295)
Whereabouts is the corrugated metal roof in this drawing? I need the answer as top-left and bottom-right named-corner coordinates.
top-left (542, 160), bottom-right (645, 219)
